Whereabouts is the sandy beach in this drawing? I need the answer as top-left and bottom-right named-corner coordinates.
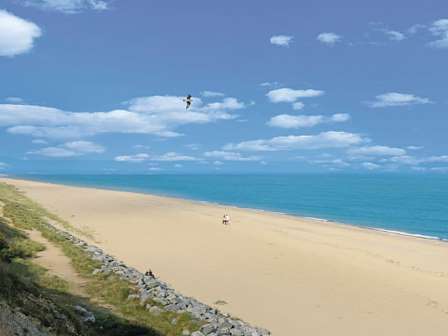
top-left (2, 178), bottom-right (448, 335)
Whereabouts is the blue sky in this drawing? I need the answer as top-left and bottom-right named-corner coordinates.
top-left (0, 0), bottom-right (447, 174)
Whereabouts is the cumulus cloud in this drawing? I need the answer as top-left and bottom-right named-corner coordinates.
top-left (362, 162), bottom-right (381, 170)
top-left (204, 97), bottom-right (245, 111)
top-left (201, 91), bottom-right (224, 98)
top-left (0, 95), bottom-right (241, 139)
top-left (224, 131), bottom-right (364, 152)
top-left (151, 152), bottom-right (198, 162)
top-left (348, 145), bottom-right (406, 157)
top-left (0, 10), bottom-right (42, 57)
top-left (115, 153), bottom-right (150, 163)
top-left (267, 113), bottom-right (350, 129)
top-left (19, 0), bottom-right (109, 13)
top-left (270, 35), bottom-right (293, 47)
top-left (428, 19), bottom-right (448, 49)
top-left (5, 97), bottom-right (25, 104)
top-left (317, 32), bottom-right (342, 45)
top-left (266, 88), bottom-right (324, 110)
top-left (114, 152), bottom-right (199, 163)
top-left (408, 24), bottom-right (426, 34)
top-left (259, 82), bottom-right (280, 88)
top-left (310, 158), bottom-right (350, 168)
top-left (424, 155), bottom-right (448, 163)
top-left (30, 140), bottom-right (104, 157)
top-left (368, 92), bottom-right (431, 108)
top-left (32, 139), bottom-right (48, 145)
top-left (292, 102), bottom-right (305, 110)
top-left (204, 151), bottom-right (261, 161)
top-left (267, 88), bottom-right (324, 103)
top-left (383, 30), bottom-right (406, 41)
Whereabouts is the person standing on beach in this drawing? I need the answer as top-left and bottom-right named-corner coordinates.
top-left (222, 213), bottom-right (231, 225)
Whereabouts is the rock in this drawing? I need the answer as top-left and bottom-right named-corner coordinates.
top-left (149, 306), bottom-right (163, 316)
top-left (73, 305), bottom-right (95, 323)
top-left (127, 294), bottom-right (139, 301)
top-left (201, 323), bottom-right (217, 334)
top-left (191, 332), bottom-right (205, 336)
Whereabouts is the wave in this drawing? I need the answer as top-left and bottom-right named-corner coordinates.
top-left (369, 227), bottom-right (446, 242)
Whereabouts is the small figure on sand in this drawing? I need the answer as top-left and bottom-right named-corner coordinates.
top-left (145, 269), bottom-right (155, 278)
top-left (183, 94), bottom-right (192, 110)
top-left (222, 213), bottom-right (231, 225)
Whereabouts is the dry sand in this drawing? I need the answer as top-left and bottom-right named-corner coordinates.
top-left (2, 178), bottom-right (448, 335)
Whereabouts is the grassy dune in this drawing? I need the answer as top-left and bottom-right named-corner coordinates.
top-left (0, 182), bottom-right (200, 335)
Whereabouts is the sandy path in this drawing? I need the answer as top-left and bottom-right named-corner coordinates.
top-left (28, 230), bottom-right (87, 297)
top-left (2, 178), bottom-right (448, 336)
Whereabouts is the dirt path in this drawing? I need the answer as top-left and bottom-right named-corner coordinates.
top-left (28, 230), bottom-right (88, 297)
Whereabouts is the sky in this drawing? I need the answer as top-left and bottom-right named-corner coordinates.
top-left (0, 0), bottom-right (447, 174)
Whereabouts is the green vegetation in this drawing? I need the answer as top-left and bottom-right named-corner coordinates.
top-left (0, 182), bottom-right (201, 335)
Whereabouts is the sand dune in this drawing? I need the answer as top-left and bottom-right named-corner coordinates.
top-left (3, 178), bottom-right (448, 335)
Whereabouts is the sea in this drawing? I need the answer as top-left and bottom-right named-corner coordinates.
top-left (16, 174), bottom-right (448, 241)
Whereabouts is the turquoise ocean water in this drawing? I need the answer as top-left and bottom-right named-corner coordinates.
top-left (16, 174), bottom-right (448, 241)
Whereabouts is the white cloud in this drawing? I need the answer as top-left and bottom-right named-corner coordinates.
top-left (407, 145), bottom-right (423, 150)
top-left (267, 113), bottom-right (350, 129)
top-left (0, 94), bottom-right (241, 139)
top-left (29, 140), bottom-right (104, 157)
top-left (383, 30), bottom-right (406, 41)
top-left (260, 82), bottom-right (280, 88)
top-left (151, 152), bottom-right (198, 162)
top-left (201, 91), bottom-right (224, 98)
top-left (224, 131), bottom-right (364, 152)
top-left (5, 97), bottom-right (25, 104)
top-left (424, 155), bottom-right (448, 163)
top-left (368, 92), bottom-right (431, 108)
top-left (268, 115), bottom-right (323, 129)
top-left (114, 152), bottom-right (199, 163)
top-left (204, 151), bottom-right (260, 161)
top-left (64, 140), bottom-right (104, 153)
top-left (204, 97), bottom-right (245, 111)
top-left (30, 147), bottom-right (77, 157)
top-left (311, 158), bottom-right (350, 168)
top-left (362, 162), bottom-right (381, 170)
top-left (408, 24), bottom-right (426, 34)
top-left (115, 153), bottom-right (150, 163)
top-left (292, 102), bottom-right (305, 110)
top-left (267, 88), bottom-right (324, 103)
top-left (330, 113), bottom-right (350, 122)
top-left (349, 145), bottom-right (406, 157)
top-left (317, 32), bottom-right (342, 45)
top-left (270, 35), bottom-right (293, 47)
top-left (20, 0), bottom-right (109, 13)
top-left (0, 10), bottom-right (42, 57)
top-left (428, 19), bottom-right (448, 49)
top-left (0, 162), bottom-right (8, 170)
top-left (31, 139), bottom-right (48, 145)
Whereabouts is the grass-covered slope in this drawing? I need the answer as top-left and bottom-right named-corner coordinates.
top-left (0, 182), bottom-right (200, 336)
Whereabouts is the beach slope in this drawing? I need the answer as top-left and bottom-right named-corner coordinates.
top-left (2, 178), bottom-right (448, 335)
